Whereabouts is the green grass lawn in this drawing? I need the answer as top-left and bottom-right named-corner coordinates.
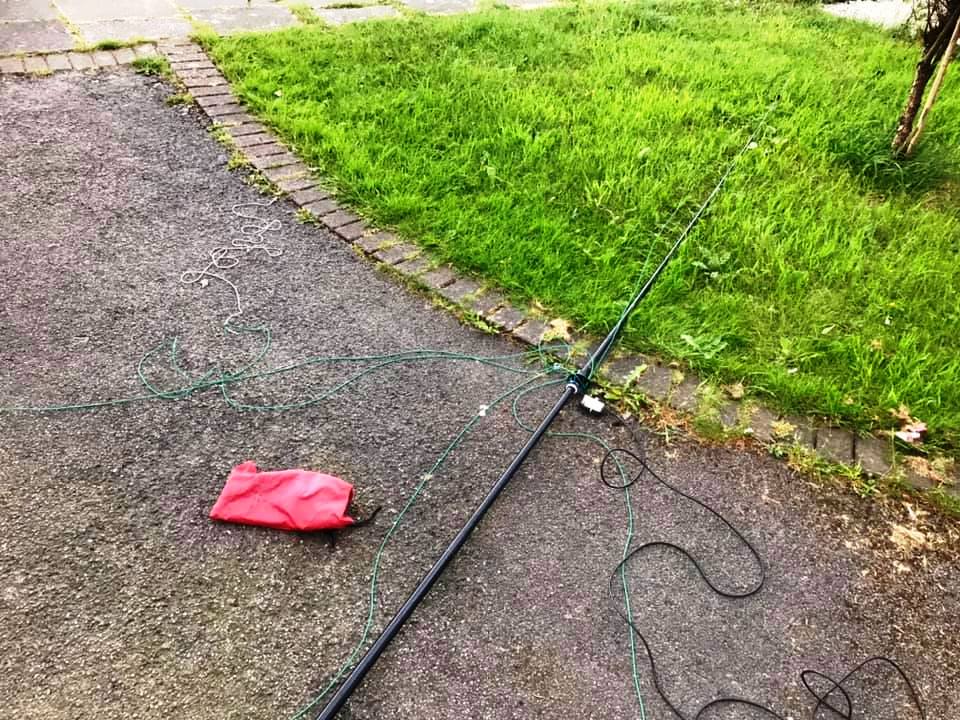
top-left (203, 0), bottom-right (960, 449)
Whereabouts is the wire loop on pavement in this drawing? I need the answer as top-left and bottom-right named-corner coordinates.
top-left (597, 419), bottom-right (926, 720)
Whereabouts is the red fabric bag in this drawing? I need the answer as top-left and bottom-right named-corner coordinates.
top-left (210, 461), bottom-right (356, 531)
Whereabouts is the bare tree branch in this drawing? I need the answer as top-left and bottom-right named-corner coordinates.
top-left (905, 9), bottom-right (960, 154)
top-left (892, 0), bottom-right (959, 155)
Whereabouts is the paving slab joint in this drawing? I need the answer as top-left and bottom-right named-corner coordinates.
top-left (356, 232), bottom-right (396, 254)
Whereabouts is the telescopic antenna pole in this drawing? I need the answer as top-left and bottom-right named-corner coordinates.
top-left (312, 99), bottom-right (778, 720)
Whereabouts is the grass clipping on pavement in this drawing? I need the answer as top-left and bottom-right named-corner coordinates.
top-left (204, 0), bottom-right (960, 449)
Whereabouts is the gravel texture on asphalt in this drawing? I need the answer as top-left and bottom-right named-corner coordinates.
top-left (1, 70), bottom-right (958, 720)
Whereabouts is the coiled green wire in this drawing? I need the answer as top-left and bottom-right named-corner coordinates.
top-left (1, 332), bottom-right (647, 719)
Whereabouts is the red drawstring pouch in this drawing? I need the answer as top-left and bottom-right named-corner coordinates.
top-left (210, 461), bottom-right (357, 531)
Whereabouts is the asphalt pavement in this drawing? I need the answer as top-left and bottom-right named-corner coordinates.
top-left (1, 70), bottom-right (957, 720)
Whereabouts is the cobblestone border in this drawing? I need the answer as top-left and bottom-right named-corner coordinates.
top-left (150, 39), bottom-right (955, 500)
top-left (0, 44), bottom-right (158, 75)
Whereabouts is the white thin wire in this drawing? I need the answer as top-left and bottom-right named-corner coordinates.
top-left (179, 199), bottom-right (284, 331)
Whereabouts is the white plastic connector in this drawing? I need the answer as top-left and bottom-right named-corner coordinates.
top-left (581, 394), bottom-right (605, 414)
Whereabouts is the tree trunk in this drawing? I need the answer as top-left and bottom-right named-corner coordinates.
top-left (891, 2), bottom-right (959, 154)
top-left (905, 11), bottom-right (960, 155)
top-left (892, 56), bottom-right (936, 154)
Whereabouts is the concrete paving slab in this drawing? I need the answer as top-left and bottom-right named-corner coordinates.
top-left (823, 0), bottom-right (914, 29)
top-left (0, 0), bottom-right (60, 22)
top-left (399, 0), bottom-right (477, 14)
top-left (0, 19), bottom-right (74, 54)
top-left (314, 5), bottom-right (401, 24)
top-left (189, 5), bottom-right (297, 33)
top-left (75, 17), bottom-right (191, 43)
top-left (178, 0), bottom-right (275, 8)
top-left (55, 0), bottom-right (179, 22)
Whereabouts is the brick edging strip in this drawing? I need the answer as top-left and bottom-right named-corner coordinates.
top-left (0, 43), bottom-right (159, 75)
top-left (147, 40), bottom-right (955, 499)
